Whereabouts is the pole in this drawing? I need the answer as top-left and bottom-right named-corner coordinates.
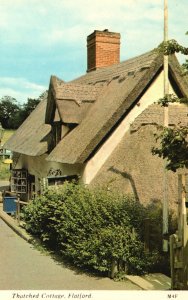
top-left (16, 194), bottom-right (21, 226)
top-left (163, 0), bottom-right (169, 252)
top-left (164, 0), bottom-right (169, 101)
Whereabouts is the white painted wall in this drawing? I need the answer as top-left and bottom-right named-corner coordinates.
top-left (15, 153), bottom-right (83, 192)
top-left (82, 70), bottom-right (176, 184)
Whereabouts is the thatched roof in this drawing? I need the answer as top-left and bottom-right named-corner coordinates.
top-left (5, 49), bottom-right (188, 160)
top-left (45, 76), bottom-right (104, 124)
top-left (55, 82), bottom-right (104, 124)
top-left (47, 52), bottom-right (188, 164)
top-left (4, 99), bottom-right (51, 156)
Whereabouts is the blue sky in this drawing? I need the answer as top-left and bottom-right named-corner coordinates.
top-left (0, 0), bottom-right (187, 103)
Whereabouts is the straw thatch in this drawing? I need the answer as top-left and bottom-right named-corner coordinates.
top-left (5, 50), bottom-right (188, 162)
top-left (4, 99), bottom-right (51, 156)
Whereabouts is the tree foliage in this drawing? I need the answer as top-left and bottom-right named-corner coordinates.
top-left (0, 91), bottom-right (47, 129)
top-left (157, 39), bottom-right (188, 56)
top-left (0, 96), bottom-right (20, 129)
top-left (152, 126), bottom-right (188, 172)
top-left (18, 98), bottom-right (40, 122)
top-left (152, 34), bottom-right (188, 171)
top-left (157, 94), bottom-right (188, 107)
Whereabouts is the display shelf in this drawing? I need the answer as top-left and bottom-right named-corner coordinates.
top-left (11, 169), bottom-right (28, 194)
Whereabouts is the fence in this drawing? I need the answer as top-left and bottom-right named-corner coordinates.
top-left (14, 197), bottom-right (28, 225)
top-left (170, 174), bottom-right (188, 290)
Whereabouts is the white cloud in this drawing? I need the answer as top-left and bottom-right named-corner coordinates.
top-left (1, 0), bottom-right (186, 48)
top-left (0, 0), bottom-right (164, 45)
top-left (0, 77), bottom-right (47, 103)
top-left (0, 0), bottom-right (187, 102)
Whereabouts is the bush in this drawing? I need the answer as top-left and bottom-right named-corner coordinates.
top-left (22, 182), bottom-right (163, 275)
top-left (23, 188), bottom-right (65, 249)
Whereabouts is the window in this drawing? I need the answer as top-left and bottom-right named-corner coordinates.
top-left (47, 175), bottom-right (78, 187)
top-left (52, 121), bottom-right (61, 147)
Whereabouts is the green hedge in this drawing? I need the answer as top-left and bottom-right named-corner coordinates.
top-left (22, 182), bottom-right (167, 275)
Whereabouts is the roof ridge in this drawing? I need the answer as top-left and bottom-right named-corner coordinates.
top-left (71, 49), bottom-right (160, 85)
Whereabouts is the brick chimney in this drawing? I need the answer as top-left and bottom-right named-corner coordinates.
top-left (87, 29), bottom-right (121, 72)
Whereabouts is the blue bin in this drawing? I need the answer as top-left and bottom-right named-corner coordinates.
top-left (3, 197), bottom-right (17, 213)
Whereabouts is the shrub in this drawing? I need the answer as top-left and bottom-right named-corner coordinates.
top-left (22, 182), bottom-right (163, 275)
top-left (23, 188), bottom-right (65, 248)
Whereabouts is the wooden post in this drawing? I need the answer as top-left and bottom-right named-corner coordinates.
top-left (170, 174), bottom-right (188, 289)
top-left (164, 0), bottom-right (169, 103)
top-left (181, 174), bottom-right (188, 289)
top-left (109, 259), bottom-right (118, 279)
top-left (170, 234), bottom-right (176, 289)
top-left (144, 218), bottom-right (150, 252)
top-left (16, 194), bottom-right (20, 226)
top-left (178, 175), bottom-right (183, 241)
top-left (163, 0), bottom-right (169, 253)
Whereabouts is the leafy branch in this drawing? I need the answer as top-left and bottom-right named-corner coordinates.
top-left (157, 39), bottom-right (188, 55)
top-left (152, 32), bottom-right (188, 172)
top-left (157, 94), bottom-right (188, 107)
top-left (152, 126), bottom-right (188, 172)
top-left (182, 60), bottom-right (188, 75)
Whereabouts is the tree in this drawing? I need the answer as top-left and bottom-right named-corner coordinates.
top-left (19, 91), bottom-right (48, 123)
top-left (0, 91), bottom-right (48, 130)
top-left (0, 96), bottom-right (21, 129)
top-left (19, 98), bottom-right (41, 123)
top-left (152, 37), bottom-right (188, 172)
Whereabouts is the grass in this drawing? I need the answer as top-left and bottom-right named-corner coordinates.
top-left (1, 129), bottom-right (15, 144)
top-left (0, 130), bottom-right (15, 180)
top-left (0, 159), bottom-right (11, 180)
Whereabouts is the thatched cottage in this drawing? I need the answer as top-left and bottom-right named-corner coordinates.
top-left (5, 30), bottom-right (188, 207)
